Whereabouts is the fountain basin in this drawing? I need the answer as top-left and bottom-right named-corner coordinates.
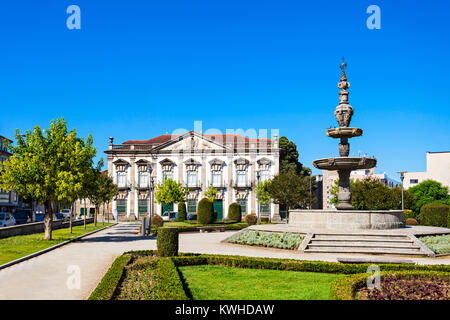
top-left (326, 127), bottom-right (362, 139)
top-left (289, 209), bottom-right (405, 230)
top-left (313, 157), bottom-right (377, 171)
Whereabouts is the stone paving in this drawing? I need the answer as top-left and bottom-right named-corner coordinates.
top-left (0, 223), bottom-right (449, 300)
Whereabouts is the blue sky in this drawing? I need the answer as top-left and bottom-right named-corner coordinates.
top-left (0, 0), bottom-right (449, 179)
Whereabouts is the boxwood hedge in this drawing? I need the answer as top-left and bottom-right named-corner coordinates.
top-left (157, 227), bottom-right (179, 257)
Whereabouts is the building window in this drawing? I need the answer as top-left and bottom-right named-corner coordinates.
top-left (212, 170), bottom-right (221, 187)
top-left (187, 171), bottom-right (197, 187)
top-left (187, 199), bottom-right (197, 213)
top-left (260, 203), bottom-right (270, 214)
top-left (138, 199), bottom-right (148, 213)
top-left (259, 170), bottom-right (269, 182)
top-left (163, 170), bottom-right (172, 181)
top-left (139, 171), bottom-right (148, 188)
top-left (237, 199), bottom-right (247, 215)
top-left (410, 179), bottom-right (419, 184)
top-left (117, 171), bottom-right (126, 188)
top-left (117, 199), bottom-right (126, 213)
top-left (237, 170), bottom-right (246, 187)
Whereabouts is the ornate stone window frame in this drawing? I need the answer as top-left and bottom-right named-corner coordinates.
top-left (209, 158), bottom-right (225, 188)
top-left (257, 157), bottom-right (272, 171)
top-left (135, 159), bottom-right (151, 172)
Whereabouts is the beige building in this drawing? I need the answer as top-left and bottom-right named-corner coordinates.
top-left (403, 151), bottom-right (450, 191)
top-left (104, 131), bottom-right (281, 221)
top-left (322, 168), bottom-right (400, 209)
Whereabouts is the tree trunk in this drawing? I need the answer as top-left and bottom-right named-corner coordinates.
top-left (286, 206), bottom-right (290, 224)
top-left (44, 200), bottom-right (53, 240)
top-left (70, 202), bottom-right (74, 233)
top-left (94, 205), bottom-right (98, 227)
top-left (84, 199), bottom-right (86, 230)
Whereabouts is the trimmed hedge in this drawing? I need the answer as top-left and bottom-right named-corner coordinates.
top-left (419, 202), bottom-right (450, 227)
top-left (244, 213), bottom-right (257, 226)
top-left (154, 257), bottom-right (189, 300)
top-left (197, 198), bottom-right (214, 225)
top-left (330, 271), bottom-right (450, 300)
top-left (151, 214), bottom-right (164, 230)
top-left (405, 218), bottom-right (418, 226)
top-left (157, 227), bottom-right (179, 257)
top-left (177, 202), bottom-right (187, 222)
top-left (169, 253), bottom-right (450, 274)
top-left (88, 254), bottom-right (132, 300)
top-left (228, 202), bottom-right (242, 222)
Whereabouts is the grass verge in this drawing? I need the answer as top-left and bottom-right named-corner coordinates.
top-left (0, 223), bottom-right (113, 265)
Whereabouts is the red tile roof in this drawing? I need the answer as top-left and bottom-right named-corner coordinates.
top-left (123, 133), bottom-right (272, 145)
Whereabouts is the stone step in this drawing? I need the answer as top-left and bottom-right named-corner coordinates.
top-left (308, 241), bottom-right (418, 248)
top-left (310, 238), bottom-right (414, 244)
top-left (313, 234), bottom-right (409, 240)
top-left (304, 247), bottom-right (425, 255)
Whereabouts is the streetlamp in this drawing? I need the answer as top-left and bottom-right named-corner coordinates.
top-left (398, 171), bottom-right (406, 211)
top-left (256, 171), bottom-right (260, 225)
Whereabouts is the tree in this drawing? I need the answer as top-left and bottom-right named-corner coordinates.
top-left (408, 179), bottom-right (450, 215)
top-left (256, 180), bottom-right (271, 206)
top-left (330, 177), bottom-right (416, 210)
top-left (0, 119), bottom-right (97, 240)
top-left (204, 186), bottom-right (218, 202)
top-left (267, 172), bottom-right (316, 222)
top-left (154, 178), bottom-right (188, 213)
top-left (279, 136), bottom-right (311, 176)
top-left (87, 169), bottom-right (118, 227)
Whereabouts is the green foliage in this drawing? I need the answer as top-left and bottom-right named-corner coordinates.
top-left (267, 172), bottom-right (316, 221)
top-left (403, 209), bottom-right (415, 220)
top-left (197, 198), bottom-right (214, 224)
top-left (204, 186), bottom-right (218, 202)
top-left (153, 258), bottom-right (189, 300)
top-left (0, 118), bottom-right (97, 240)
top-left (419, 234), bottom-right (450, 254)
top-left (256, 180), bottom-right (271, 206)
top-left (86, 170), bottom-right (118, 225)
top-left (279, 136), bottom-right (311, 176)
top-left (228, 230), bottom-right (304, 249)
top-left (244, 214), bottom-right (257, 226)
top-left (228, 202), bottom-right (242, 222)
top-left (151, 214), bottom-right (164, 231)
top-left (154, 178), bottom-right (188, 207)
top-left (419, 202), bottom-right (450, 227)
top-left (330, 271), bottom-right (450, 300)
top-left (157, 227), bottom-right (179, 257)
top-left (177, 201), bottom-right (187, 222)
top-left (330, 177), bottom-right (416, 210)
top-left (409, 180), bottom-right (450, 215)
top-left (88, 254), bottom-right (132, 300)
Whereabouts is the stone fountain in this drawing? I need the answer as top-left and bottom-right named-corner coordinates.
top-left (312, 60), bottom-right (377, 210)
top-left (288, 61), bottom-right (404, 230)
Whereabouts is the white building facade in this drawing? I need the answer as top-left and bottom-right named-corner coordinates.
top-left (105, 131), bottom-right (281, 221)
top-left (403, 151), bottom-right (450, 191)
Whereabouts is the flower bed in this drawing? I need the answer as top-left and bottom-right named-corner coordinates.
top-left (331, 271), bottom-right (450, 300)
top-left (419, 234), bottom-right (450, 254)
top-left (356, 273), bottom-right (450, 300)
top-left (227, 231), bottom-right (304, 250)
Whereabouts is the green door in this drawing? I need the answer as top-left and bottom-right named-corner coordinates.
top-left (213, 200), bottom-right (223, 221)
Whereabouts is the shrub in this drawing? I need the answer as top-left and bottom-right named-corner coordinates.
top-left (154, 257), bottom-right (189, 300)
top-left (151, 214), bottom-right (164, 231)
top-left (403, 209), bottom-right (415, 221)
top-left (244, 213), bottom-right (257, 226)
top-left (213, 210), bottom-right (217, 223)
top-left (419, 202), bottom-right (450, 227)
top-left (405, 218), bottom-right (418, 226)
top-left (157, 227), bottom-right (179, 257)
top-left (88, 254), bottom-right (132, 300)
top-left (177, 202), bottom-right (187, 222)
top-left (228, 202), bottom-right (242, 222)
top-left (197, 198), bottom-right (214, 224)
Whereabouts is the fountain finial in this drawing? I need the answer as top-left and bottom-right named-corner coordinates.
top-left (335, 58), bottom-right (353, 127)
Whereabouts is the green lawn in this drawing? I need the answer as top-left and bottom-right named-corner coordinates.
top-left (178, 265), bottom-right (344, 300)
top-left (0, 223), bottom-right (113, 265)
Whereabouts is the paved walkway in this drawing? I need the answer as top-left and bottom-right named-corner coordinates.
top-left (0, 223), bottom-right (449, 300)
